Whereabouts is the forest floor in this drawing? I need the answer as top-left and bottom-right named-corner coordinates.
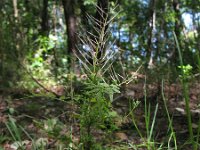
top-left (0, 81), bottom-right (200, 149)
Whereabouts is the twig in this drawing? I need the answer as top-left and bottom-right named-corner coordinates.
top-left (21, 63), bottom-right (60, 97)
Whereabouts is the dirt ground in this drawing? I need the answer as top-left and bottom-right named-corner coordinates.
top-left (0, 81), bottom-right (200, 149)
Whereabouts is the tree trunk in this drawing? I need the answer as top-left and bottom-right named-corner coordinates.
top-left (79, 0), bottom-right (88, 29)
top-left (146, 0), bottom-right (156, 69)
top-left (172, 0), bottom-right (183, 65)
top-left (41, 0), bottom-right (49, 35)
top-left (13, 0), bottom-right (18, 19)
top-left (62, 0), bottom-right (77, 71)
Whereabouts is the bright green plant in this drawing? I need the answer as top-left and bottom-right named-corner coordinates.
top-left (178, 64), bottom-right (193, 79)
top-left (79, 77), bottom-right (120, 149)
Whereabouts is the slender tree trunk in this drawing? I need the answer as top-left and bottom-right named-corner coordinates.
top-left (62, 0), bottom-right (77, 71)
top-left (24, 0), bottom-right (29, 13)
top-left (172, 0), bottom-right (182, 65)
top-left (12, 0), bottom-right (20, 59)
top-left (13, 0), bottom-right (18, 19)
top-left (41, 0), bottom-right (49, 35)
top-left (79, 0), bottom-right (88, 29)
top-left (147, 0), bottom-right (156, 69)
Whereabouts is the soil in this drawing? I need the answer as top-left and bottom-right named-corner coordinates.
top-left (0, 81), bottom-right (200, 149)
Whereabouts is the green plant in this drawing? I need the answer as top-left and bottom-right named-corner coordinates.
top-left (79, 78), bottom-right (119, 149)
top-left (75, 7), bottom-right (120, 149)
top-left (19, 33), bottom-right (69, 90)
top-left (5, 115), bottom-right (47, 150)
top-left (129, 80), bottom-right (160, 150)
top-left (178, 64), bottom-right (193, 79)
top-left (173, 32), bottom-right (196, 149)
top-left (6, 115), bottom-right (38, 150)
top-left (143, 80), bottom-right (159, 150)
top-left (161, 79), bottom-right (177, 149)
top-left (5, 115), bottom-right (25, 149)
top-left (0, 134), bottom-right (10, 147)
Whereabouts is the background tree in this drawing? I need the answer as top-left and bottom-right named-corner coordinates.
top-left (0, 0), bottom-right (200, 86)
top-left (62, 0), bottom-right (77, 70)
top-left (41, 0), bottom-right (49, 35)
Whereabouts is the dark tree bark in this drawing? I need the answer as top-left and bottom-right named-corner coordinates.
top-left (173, 0), bottom-right (181, 41)
top-left (41, 0), bottom-right (49, 35)
top-left (79, 0), bottom-right (88, 29)
top-left (24, 0), bottom-right (30, 11)
top-left (62, 0), bottom-right (77, 70)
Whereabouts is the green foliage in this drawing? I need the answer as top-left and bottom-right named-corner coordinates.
top-left (79, 75), bottom-right (119, 149)
top-left (75, 7), bottom-right (121, 149)
top-left (29, 35), bottom-right (55, 69)
top-left (85, 80), bottom-right (120, 102)
top-left (5, 116), bottom-right (23, 144)
top-left (5, 115), bottom-right (35, 150)
top-left (178, 64), bottom-right (193, 78)
top-left (83, 0), bottom-right (96, 5)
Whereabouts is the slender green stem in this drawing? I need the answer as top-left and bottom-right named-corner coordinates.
top-left (161, 79), bottom-right (177, 149)
top-left (173, 32), bottom-right (194, 148)
top-left (144, 78), bottom-right (149, 138)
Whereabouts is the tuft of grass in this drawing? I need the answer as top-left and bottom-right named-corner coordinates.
top-left (143, 78), bottom-right (159, 150)
top-left (129, 78), bottom-right (160, 150)
top-left (161, 79), bottom-right (177, 149)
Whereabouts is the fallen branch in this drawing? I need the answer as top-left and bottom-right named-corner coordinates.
top-left (21, 64), bottom-right (60, 97)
